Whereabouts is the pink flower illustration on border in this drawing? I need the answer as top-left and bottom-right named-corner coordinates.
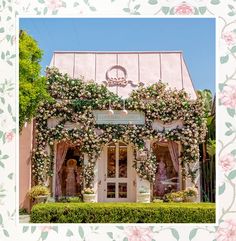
top-left (46, 0), bottom-right (63, 11)
top-left (219, 154), bottom-right (235, 172)
top-left (220, 85), bottom-right (236, 109)
top-left (125, 227), bottom-right (153, 241)
top-left (217, 219), bottom-right (236, 241)
top-left (6, 131), bottom-right (14, 142)
top-left (39, 226), bottom-right (52, 232)
top-left (174, 3), bottom-right (194, 15)
top-left (222, 32), bottom-right (236, 47)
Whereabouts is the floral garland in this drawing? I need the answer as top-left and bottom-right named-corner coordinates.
top-left (32, 67), bottom-right (207, 188)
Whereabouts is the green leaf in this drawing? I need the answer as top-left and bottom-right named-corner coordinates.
top-left (66, 229), bottom-right (73, 237)
top-left (8, 104), bottom-right (12, 114)
top-left (161, 6), bottom-right (169, 14)
top-left (220, 55), bottom-right (229, 64)
top-left (228, 11), bottom-right (236, 16)
top-left (134, 4), bottom-right (140, 10)
top-left (41, 231), bottom-right (48, 241)
top-left (0, 97), bottom-right (5, 104)
top-left (0, 161), bottom-right (5, 168)
top-left (211, 0), bottom-right (220, 4)
top-left (23, 226), bottom-right (29, 233)
top-left (31, 226), bottom-right (36, 233)
top-left (219, 182), bottom-right (225, 195)
top-left (0, 27), bottom-right (4, 33)
top-left (225, 130), bottom-right (233, 136)
top-left (189, 228), bottom-right (198, 240)
top-left (171, 228), bottom-right (179, 241)
top-left (226, 122), bottom-right (232, 128)
top-left (52, 226), bottom-right (58, 233)
top-left (123, 238), bottom-right (128, 241)
top-left (0, 109), bottom-right (3, 114)
top-left (74, 2), bottom-right (79, 7)
top-left (52, 10), bottom-right (58, 15)
top-left (148, 0), bottom-right (158, 5)
top-left (116, 226), bottom-right (124, 230)
top-left (123, 8), bottom-right (130, 12)
top-left (0, 214), bottom-right (2, 224)
top-left (231, 46), bottom-right (236, 53)
top-left (219, 83), bottom-right (225, 91)
top-left (38, 0), bottom-right (45, 3)
top-left (231, 150), bottom-right (236, 156)
top-left (43, 7), bottom-right (48, 15)
top-left (78, 227), bottom-right (84, 238)
top-left (3, 229), bottom-right (9, 237)
top-left (1, 52), bottom-right (5, 60)
top-left (228, 4), bottom-right (235, 10)
top-left (199, 7), bottom-right (206, 14)
top-left (8, 173), bottom-right (13, 179)
top-left (107, 232), bottom-right (113, 239)
top-left (89, 6), bottom-right (96, 11)
top-left (227, 108), bottom-right (235, 117)
top-left (228, 170), bottom-right (236, 180)
top-left (7, 60), bottom-right (13, 66)
top-left (2, 155), bottom-right (9, 159)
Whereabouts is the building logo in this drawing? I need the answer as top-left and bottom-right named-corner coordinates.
top-left (103, 65), bottom-right (142, 87)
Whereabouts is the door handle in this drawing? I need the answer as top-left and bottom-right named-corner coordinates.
top-left (133, 180), bottom-right (136, 186)
top-left (104, 174), bottom-right (107, 181)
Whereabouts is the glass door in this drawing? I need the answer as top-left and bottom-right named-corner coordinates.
top-left (105, 142), bottom-right (130, 202)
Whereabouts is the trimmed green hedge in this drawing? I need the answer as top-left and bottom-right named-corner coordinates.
top-left (30, 202), bottom-right (215, 223)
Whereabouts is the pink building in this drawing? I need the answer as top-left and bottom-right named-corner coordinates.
top-left (20, 51), bottom-right (201, 209)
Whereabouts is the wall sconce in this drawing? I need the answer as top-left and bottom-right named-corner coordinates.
top-left (121, 99), bottom-right (128, 116)
top-left (108, 99), bottom-right (114, 115)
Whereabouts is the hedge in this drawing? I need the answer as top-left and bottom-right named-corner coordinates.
top-left (30, 202), bottom-right (215, 223)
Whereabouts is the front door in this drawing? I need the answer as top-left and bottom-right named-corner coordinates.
top-left (102, 142), bottom-right (135, 202)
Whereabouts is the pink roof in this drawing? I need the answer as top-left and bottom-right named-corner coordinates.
top-left (49, 51), bottom-right (196, 99)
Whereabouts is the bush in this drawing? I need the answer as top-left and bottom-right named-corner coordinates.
top-left (31, 202), bottom-right (215, 223)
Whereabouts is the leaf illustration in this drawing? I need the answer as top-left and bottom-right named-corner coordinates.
top-left (189, 228), bottom-right (198, 240)
top-left (66, 229), bottom-right (73, 237)
top-left (171, 228), bottom-right (179, 240)
top-left (219, 182), bottom-right (225, 195)
top-left (78, 226), bottom-right (84, 239)
top-left (228, 170), bottom-right (236, 180)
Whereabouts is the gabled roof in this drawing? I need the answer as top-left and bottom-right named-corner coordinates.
top-left (49, 51), bottom-right (196, 99)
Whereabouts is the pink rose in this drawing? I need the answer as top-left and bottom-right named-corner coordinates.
top-left (125, 227), bottom-right (153, 241)
top-left (219, 155), bottom-right (235, 172)
top-left (174, 3), bottom-right (194, 15)
top-left (222, 32), bottom-right (236, 46)
top-left (46, 0), bottom-right (63, 11)
top-left (217, 219), bottom-right (236, 241)
top-left (220, 85), bottom-right (236, 109)
top-left (39, 226), bottom-right (52, 232)
top-left (6, 131), bottom-right (14, 142)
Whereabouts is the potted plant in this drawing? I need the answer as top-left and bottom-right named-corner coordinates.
top-left (28, 185), bottom-right (50, 204)
top-left (82, 187), bottom-right (96, 203)
top-left (137, 186), bottom-right (150, 203)
top-left (165, 191), bottom-right (184, 202)
top-left (183, 187), bottom-right (198, 202)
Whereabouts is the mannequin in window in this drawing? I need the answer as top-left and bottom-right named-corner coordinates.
top-left (66, 159), bottom-right (77, 196)
top-left (155, 156), bottom-right (167, 196)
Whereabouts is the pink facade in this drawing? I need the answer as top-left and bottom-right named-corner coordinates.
top-left (19, 122), bottom-right (33, 211)
top-left (50, 51), bottom-right (196, 99)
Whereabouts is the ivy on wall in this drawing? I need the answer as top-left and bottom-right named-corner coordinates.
top-left (32, 67), bottom-right (207, 188)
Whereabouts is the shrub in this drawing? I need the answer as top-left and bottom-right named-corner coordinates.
top-left (31, 202), bottom-right (215, 223)
top-left (28, 185), bottom-right (50, 199)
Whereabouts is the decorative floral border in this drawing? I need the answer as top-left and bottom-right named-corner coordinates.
top-left (0, 0), bottom-right (236, 240)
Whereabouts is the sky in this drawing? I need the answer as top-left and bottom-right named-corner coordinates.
top-left (20, 18), bottom-right (215, 93)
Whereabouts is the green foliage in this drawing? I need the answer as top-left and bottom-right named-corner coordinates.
top-left (31, 202), bottom-right (215, 223)
top-left (19, 30), bottom-right (51, 130)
